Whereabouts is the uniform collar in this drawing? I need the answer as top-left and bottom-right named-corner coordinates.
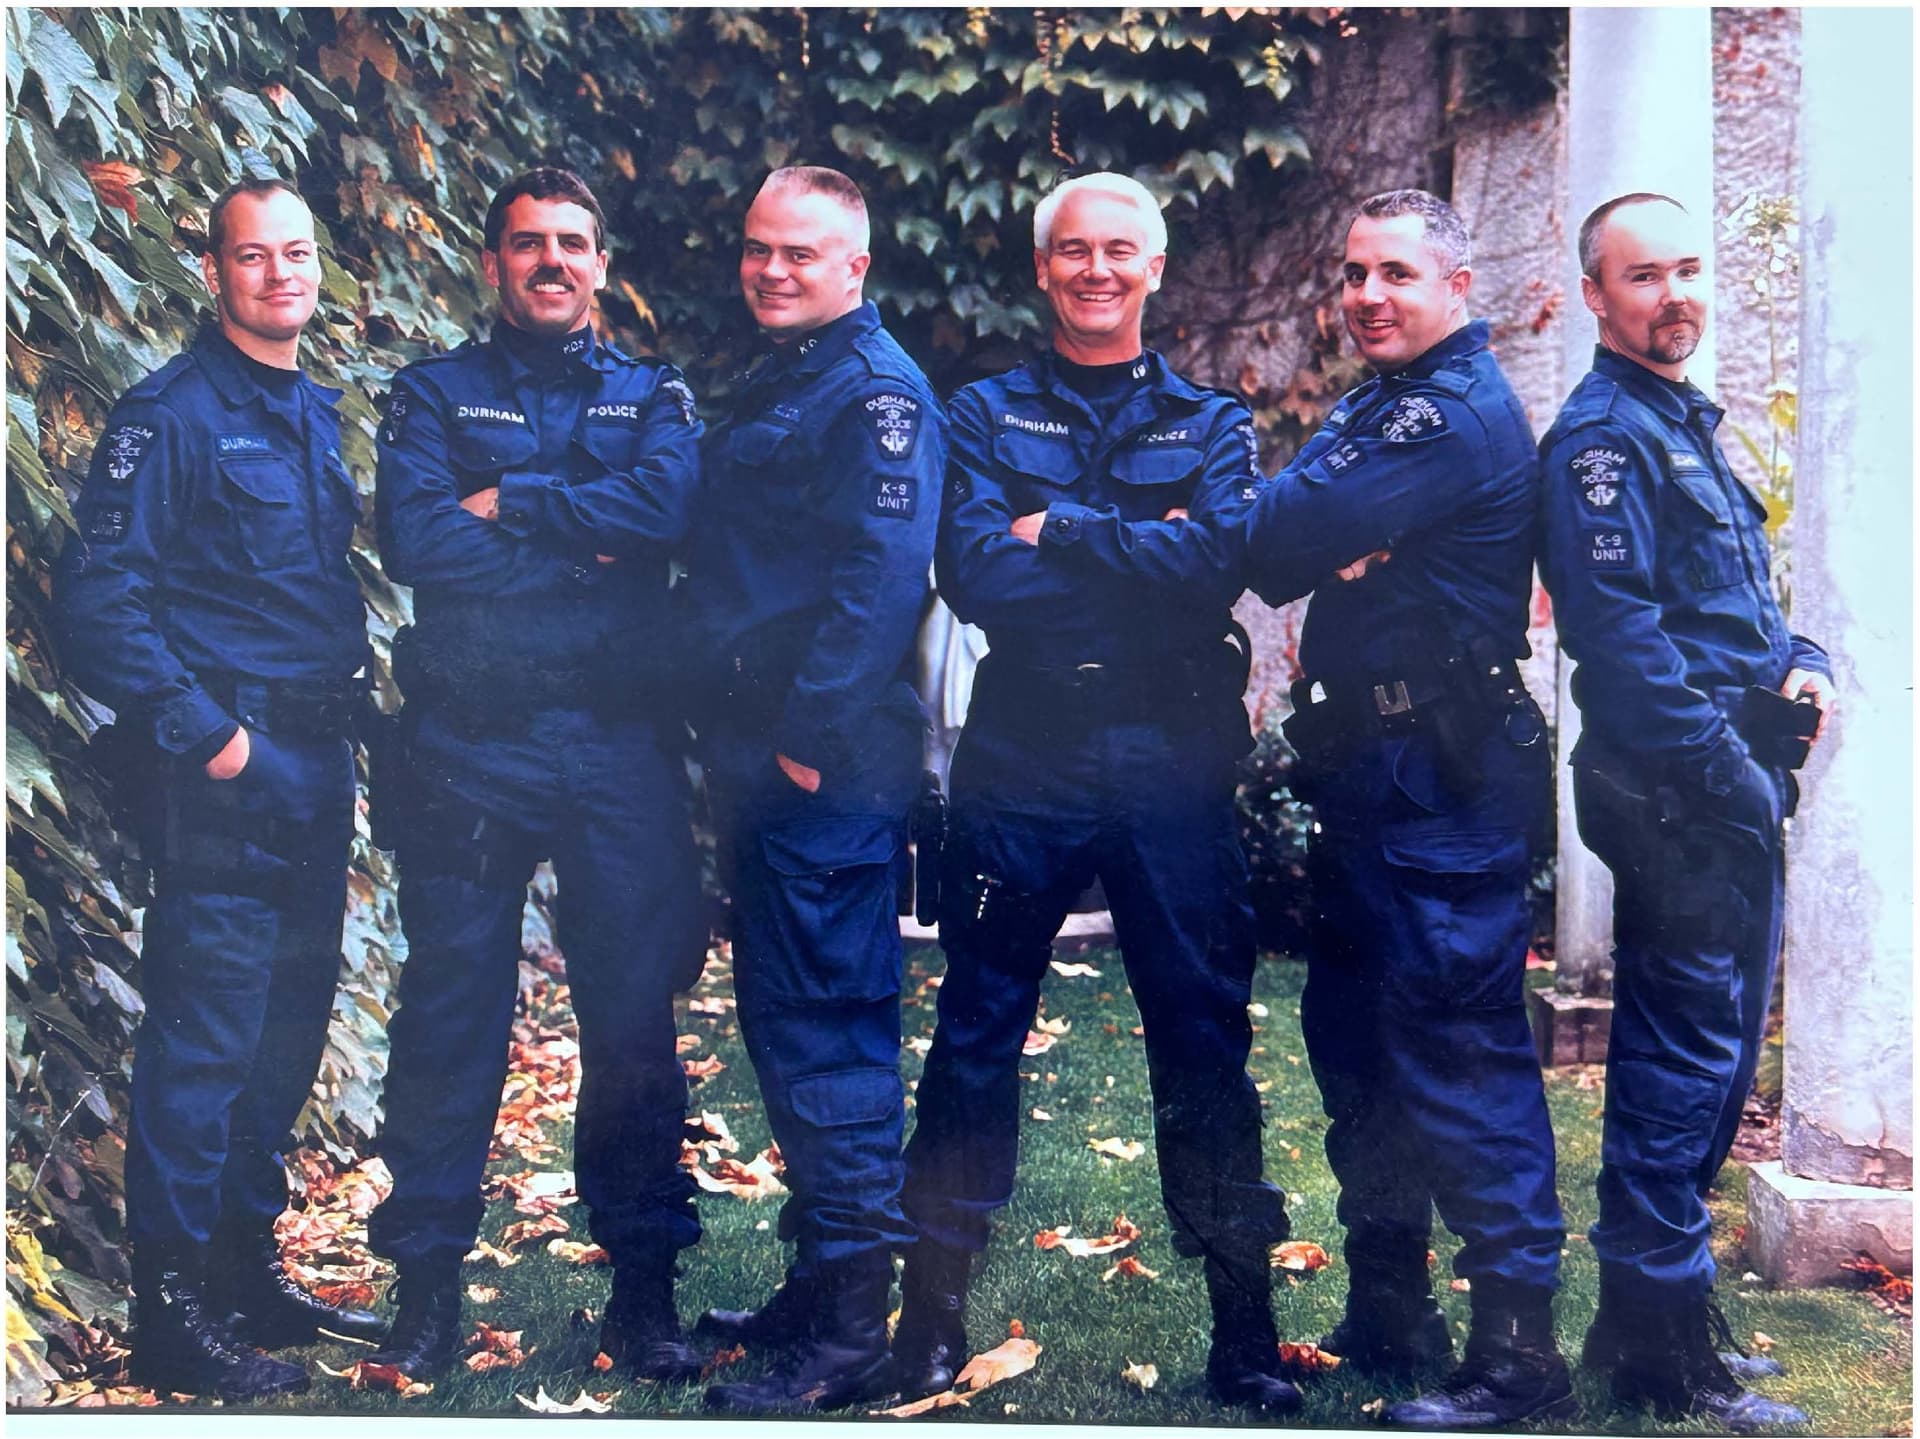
top-left (489, 320), bottom-right (608, 384)
top-left (1384, 318), bottom-right (1490, 384)
top-left (190, 325), bottom-right (338, 421)
top-left (1591, 344), bottom-right (1716, 426)
top-left (1009, 348), bottom-right (1204, 407)
top-left (768, 300), bottom-right (882, 379)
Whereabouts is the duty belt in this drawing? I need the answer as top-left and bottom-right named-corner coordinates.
top-left (1286, 670), bottom-right (1452, 741)
top-left (198, 673), bottom-right (363, 740)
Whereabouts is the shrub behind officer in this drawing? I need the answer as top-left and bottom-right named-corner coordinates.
top-left (366, 168), bottom-right (707, 1382)
top-left (892, 172), bottom-right (1298, 1412)
top-left (680, 166), bottom-right (946, 1414)
top-left (1540, 193), bottom-right (1824, 1431)
top-left (54, 177), bottom-right (382, 1399)
top-left (1242, 190), bottom-right (1571, 1430)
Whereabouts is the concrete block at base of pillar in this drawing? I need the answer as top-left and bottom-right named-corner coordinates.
top-left (1746, 1160), bottom-right (1914, 1287)
top-left (1527, 987), bottom-right (1614, 1066)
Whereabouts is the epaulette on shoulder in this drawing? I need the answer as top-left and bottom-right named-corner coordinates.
top-left (126, 352), bottom-right (196, 403)
top-left (851, 329), bottom-right (931, 391)
top-left (1422, 366), bottom-right (1474, 399)
top-left (1557, 372), bottom-right (1626, 433)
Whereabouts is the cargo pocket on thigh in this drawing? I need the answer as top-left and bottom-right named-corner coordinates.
top-left (789, 1067), bottom-right (904, 1130)
top-left (752, 815), bottom-right (903, 1004)
top-left (1379, 829), bottom-right (1530, 1011)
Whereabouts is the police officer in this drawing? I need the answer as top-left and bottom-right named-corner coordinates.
top-left (54, 177), bottom-right (383, 1399)
top-left (366, 168), bottom-right (707, 1382)
top-left (682, 167), bottom-right (945, 1415)
top-left (892, 172), bottom-right (1296, 1411)
top-left (1243, 190), bottom-right (1572, 1429)
top-left (1541, 193), bottom-right (1824, 1431)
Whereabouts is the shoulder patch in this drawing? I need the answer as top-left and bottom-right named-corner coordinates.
top-left (1323, 440), bottom-right (1367, 476)
top-left (382, 391), bottom-right (409, 445)
top-left (863, 391), bottom-right (921, 462)
top-left (1234, 420), bottom-right (1261, 473)
top-left (98, 423), bottom-right (156, 483)
top-left (661, 377), bottom-right (698, 427)
top-left (86, 504), bottom-right (132, 542)
top-left (1380, 393), bottom-right (1447, 442)
top-left (1567, 443), bottom-right (1628, 512)
top-left (871, 474), bottom-right (917, 519)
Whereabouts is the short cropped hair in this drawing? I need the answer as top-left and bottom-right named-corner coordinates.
top-left (1578, 192), bottom-right (1688, 279)
top-left (1357, 189), bottom-right (1472, 276)
top-left (757, 166), bottom-right (872, 252)
top-left (483, 167), bottom-right (607, 253)
top-left (1033, 173), bottom-right (1169, 256)
top-left (207, 176), bottom-right (305, 256)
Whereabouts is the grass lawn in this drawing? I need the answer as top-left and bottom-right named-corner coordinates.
top-left (202, 943), bottom-right (1911, 1431)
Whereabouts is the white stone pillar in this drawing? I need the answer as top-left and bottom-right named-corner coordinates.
top-left (1747, 6), bottom-right (1914, 1286)
top-left (1535, 8), bottom-right (1717, 1057)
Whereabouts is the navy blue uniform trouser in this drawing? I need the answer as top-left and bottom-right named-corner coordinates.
top-left (1298, 727), bottom-right (1564, 1290)
top-left (706, 728), bottom-right (919, 1270)
top-left (1573, 759), bottom-right (1788, 1296)
top-left (127, 724), bottom-right (355, 1251)
top-left (902, 707), bottom-right (1289, 1260)
top-left (370, 708), bottom-right (705, 1270)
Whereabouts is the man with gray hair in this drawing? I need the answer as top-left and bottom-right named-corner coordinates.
top-left (1242, 188), bottom-right (1572, 1428)
top-left (891, 170), bottom-right (1297, 1411)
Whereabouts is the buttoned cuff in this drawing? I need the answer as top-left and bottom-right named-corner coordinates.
top-left (1037, 503), bottom-right (1090, 548)
top-left (152, 688), bottom-right (239, 761)
top-left (494, 470), bottom-right (546, 538)
top-left (1786, 634), bottom-right (1832, 680)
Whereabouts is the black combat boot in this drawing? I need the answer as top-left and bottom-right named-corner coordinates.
top-left (211, 1223), bottom-right (387, 1349)
top-left (1203, 1249), bottom-right (1304, 1412)
top-left (889, 1239), bottom-right (973, 1402)
top-left (361, 1261), bottom-right (463, 1380)
top-left (129, 1246), bottom-right (310, 1400)
top-left (597, 1259), bottom-right (703, 1382)
top-left (1583, 1267), bottom-right (1784, 1381)
top-left (1383, 1277), bottom-right (1575, 1429)
top-left (1609, 1289), bottom-right (1807, 1432)
top-left (693, 1264), bottom-right (819, 1350)
top-left (1319, 1254), bottom-right (1453, 1374)
top-left (703, 1254), bottom-right (896, 1414)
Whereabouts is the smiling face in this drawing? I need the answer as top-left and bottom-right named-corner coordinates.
top-left (1341, 212), bottom-right (1471, 373)
top-left (1035, 188), bottom-right (1166, 365)
top-left (481, 195), bottom-right (607, 338)
top-left (738, 186), bottom-right (870, 341)
top-left (201, 188), bottom-right (320, 365)
top-left (1581, 200), bottom-right (1709, 381)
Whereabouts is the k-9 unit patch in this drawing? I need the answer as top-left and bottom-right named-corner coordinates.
top-left (1324, 440), bottom-right (1367, 475)
top-left (1380, 394), bottom-right (1446, 442)
top-left (864, 391), bottom-right (921, 461)
top-left (871, 475), bottom-right (917, 518)
top-left (87, 503), bottom-right (132, 542)
top-left (1586, 529), bottom-right (1634, 570)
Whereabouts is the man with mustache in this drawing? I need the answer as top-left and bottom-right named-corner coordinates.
top-left (682, 166), bottom-right (946, 1414)
top-left (890, 172), bottom-right (1298, 1412)
top-left (55, 176), bottom-right (383, 1399)
top-left (1239, 189), bottom-right (1570, 1429)
top-left (368, 167), bottom-right (708, 1382)
top-left (1540, 192), bottom-right (1825, 1431)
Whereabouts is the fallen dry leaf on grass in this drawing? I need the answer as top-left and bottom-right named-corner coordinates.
top-left (1449, 1278), bottom-right (1472, 1292)
top-left (687, 995), bottom-right (729, 1015)
top-left (498, 1213), bottom-right (571, 1248)
top-left (880, 1388), bottom-right (975, 1417)
top-left (466, 1239), bottom-right (523, 1267)
top-left (1271, 1240), bottom-right (1330, 1272)
top-left (683, 1054), bottom-right (728, 1080)
top-left (692, 1149), bottom-right (789, 1199)
top-left (325, 1359), bottom-right (434, 1396)
top-left (593, 1351), bottom-right (614, 1372)
top-left (1030, 1107), bottom-right (1054, 1122)
top-left (517, 1386), bottom-right (614, 1414)
top-left (1751, 1330), bottom-right (1775, 1353)
top-left (466, 1284), bottom-right (500, 1304)
top-left (1121, 1359), bottom-right (1158, 1390)
top-left (1050, 960), bottom-right (1102, 978)
top-left (546, 1238), bottom-right (611, 1265)
top-left (1102, 1256), bottom-right (1159, 1282)
top-left (1022, 1031), bottom-right (1058, 1056)
top-left (1277, 1341), bottom-right (1342, 1376)
top-left (70, 1387), bottom-right (161, 1407)
top-left (955, 1336), bottom-right (1042, 1389)
top-left (1033, 1014), bottom-right (1071, 1037)
top-left (675, 1033), bottom-right (705, 1055)
top-left (703, 1343), bottom-right (747, 1378)
top-left (1035, 1216), bottom-right (1140, 1258)
top-left (1088, 1137), bottom-right (1145, 1162)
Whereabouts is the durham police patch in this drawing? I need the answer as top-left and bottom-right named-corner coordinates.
top-left (1380, 394), bottom-right (1446, 442)
top-left (863, 391), bottom-right (921, 461)
top-left (99, 424), bottom-right (155, 483)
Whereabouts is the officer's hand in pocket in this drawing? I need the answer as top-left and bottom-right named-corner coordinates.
top-left (204, 725), bottom-right (251, 781)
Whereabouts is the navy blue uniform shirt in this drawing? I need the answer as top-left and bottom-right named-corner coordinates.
top-left (376, 322), bottom-right (702, 686)
top-left (938, 349), bottom-right (1263, 666)
top-left (683, 301), bottom-right (946, 778)
top-left (1245, 320), bottom-right (1539, 684)
top-left (56, 326), bottom-right (367, 764)
top-left (1540, 346), bottom-right (1829, 790)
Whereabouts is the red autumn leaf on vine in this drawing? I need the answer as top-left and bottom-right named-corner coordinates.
top-left (84, 162), bottom-right (142, 220)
